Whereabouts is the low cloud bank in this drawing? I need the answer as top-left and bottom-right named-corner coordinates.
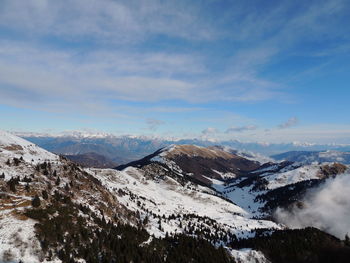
top-left (275, 174), bottom-right (350, 239)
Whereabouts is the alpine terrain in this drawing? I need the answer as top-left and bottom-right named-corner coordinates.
top-left (1, 131), bottom-right (350, 263)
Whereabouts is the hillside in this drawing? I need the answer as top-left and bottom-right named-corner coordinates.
top-left (117, 144), bottom-right (261, 185)
top-left (64, 152), bottom-right (118, 168)
top-left (117, 144), bottom-right (348, 218)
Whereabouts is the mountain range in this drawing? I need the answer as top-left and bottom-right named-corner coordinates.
top-left (17, 132), bottom-right (350, 167)
top-left (1, 130), bottom-right (350, 263)
top-left (272, 150), bottom-right (350, 165)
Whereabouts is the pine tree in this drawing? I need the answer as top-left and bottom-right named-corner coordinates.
top-left (32, 195), bottom-right (41, 207)
top-left (13, 158), bottom-right (20, 166)
top-left (42, 190), bottom-right (49, 200)
top-left (143, 215), bottom-right (149, 226)
top-left (345, 234), bottom-right (350, 246)
top-left (7, 179), bottom-right (16, 192)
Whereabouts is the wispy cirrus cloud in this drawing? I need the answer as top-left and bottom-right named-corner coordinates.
top-left (0, 0), bottom-right (219, 42)
top-left (0, 0), bottom-right (349, 142)
top-left (278, 117), bottom-right (299, 129)
top-left (0, 38), bottom-right (284, 114)
top-left (1, 0), bottom-right (346, 112)
top-left (146, 118), bottom-right (165, 131)
top-left (201, 127), bottom-right (219, 136)
top-left (225, 125), bottom-right (258, 133)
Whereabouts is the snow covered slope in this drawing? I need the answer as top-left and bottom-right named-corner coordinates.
top-left (262, 164), bottom-right (322, 190)
top-left (0, 130), bottom-right (58, 164)
top-left (90, 165), bottom-right (280, 240)
top-left (0, 131), bottom-right (132, 262)
top-left (213, 161), bottom-right (348, 215)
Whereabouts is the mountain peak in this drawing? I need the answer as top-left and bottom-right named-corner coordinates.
top-left (161, 144), bottom-right (237, 160)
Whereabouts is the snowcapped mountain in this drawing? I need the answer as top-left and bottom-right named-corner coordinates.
top-left (117, 144), bottom-right (261, 185)
top-left (272, 150), bottom-right (350, 165)
top-left (117, 144), bottom-right (349, 219)
top-left (19, 133), bottom-right (171, 165)
top-left (1, 131), bottom-right (350, 263)
top-left (18, 132), bottom-right (350, 168)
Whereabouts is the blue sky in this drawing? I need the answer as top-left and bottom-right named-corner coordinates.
top-left (0, 0), bottom-right (349, 143)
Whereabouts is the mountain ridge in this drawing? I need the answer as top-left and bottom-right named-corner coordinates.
top-left (15, 133), bottom-right (350, 167)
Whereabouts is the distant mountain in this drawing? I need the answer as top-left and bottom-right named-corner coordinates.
top-left (20, 135), bottom-right (169, 164)
top-left (222, 141), bottom-right (350, 156)
top-left (64, 152), bottom-right (118, 168)
top-left (272, 150), bottom-right (350, 164)
top-left (19, 133), bottom-right (350, 166)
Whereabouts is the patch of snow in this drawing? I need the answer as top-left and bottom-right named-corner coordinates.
top-left (0, 214), bottom-right (58, 262)
top-left (229, 248), bottom-right (270, 263)
top-left (220, 184), bottom-right (267, 217)
top-left (212, 169), bottom-right (236, 179)
top-left (150, 155), bottom-right (166, 163)
top-left (263, 164), bottom-right (321, 190)
top-left (159, 145), bottom-right (176, 156)
top-left (252, 164), bottom-right (280, 174)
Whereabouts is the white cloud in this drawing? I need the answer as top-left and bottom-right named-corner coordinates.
top-left (275, 174), bottom-right (350, 239)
